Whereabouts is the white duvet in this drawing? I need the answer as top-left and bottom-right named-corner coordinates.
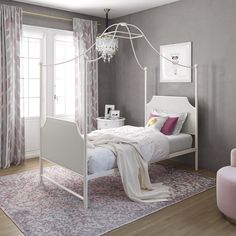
top-left (88, 126), bottom-right (172, 203)
top-left (88, 126), bottom-right (170, 162)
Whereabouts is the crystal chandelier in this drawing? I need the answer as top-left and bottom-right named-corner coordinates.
top-left (96, 9), bottom-right (118, 62)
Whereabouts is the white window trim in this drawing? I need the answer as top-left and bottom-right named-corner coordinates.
top-left (21, 26), bottom-right (45, 120)
top-left (22, 25), bottom-right (74, 119)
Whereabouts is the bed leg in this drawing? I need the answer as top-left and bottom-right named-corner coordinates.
top-left (83, 179), bottom-right (88, 209)
top-left (39, 156), bottom-right (43, 183)
top-left (195, 150), bottom-right (198, 171)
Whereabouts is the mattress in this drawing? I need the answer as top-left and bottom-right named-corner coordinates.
top-left (167, 133), bottom-right (193, 153)
top-left (88, 133), bottom-right (193, 174)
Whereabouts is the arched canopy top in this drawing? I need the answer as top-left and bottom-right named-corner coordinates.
top-left (41, 22), bottom-right (196, 71)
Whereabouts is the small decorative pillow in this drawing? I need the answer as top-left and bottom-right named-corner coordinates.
top-left (150, 110), bottom-right (160, 117)
top-left (146, 117), bottom-right (158, 127)
top-left (152, 110), bottom-right (187, 135)
top-left (161, 117), bottom-right (179, 135)
top-left (171, 112), bottom-right (188, 135)
top-left (146, 116), bottom-right (168, 130)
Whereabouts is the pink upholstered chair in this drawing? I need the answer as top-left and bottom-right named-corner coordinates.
top-left (217, 149), bottom-right (236, 223)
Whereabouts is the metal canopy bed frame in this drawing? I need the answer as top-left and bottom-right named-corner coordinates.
top-left (39, 22), bottom-right (199, 209)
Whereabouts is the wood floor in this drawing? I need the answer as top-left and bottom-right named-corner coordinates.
top-left (0, 159), bottom-right (236, 236)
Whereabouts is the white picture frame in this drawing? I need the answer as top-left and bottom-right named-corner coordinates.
top-left (104, 105), bottom-right (115, 118)
top-left (110, 110), bottom-right (120, 119)
top-left (160, 42), bottom-right (192, 83)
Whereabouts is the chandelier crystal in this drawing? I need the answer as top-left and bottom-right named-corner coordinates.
top-left (96, 35), bottom-right (118, 62)
top-left (95, 8), bottom-right (118, 63)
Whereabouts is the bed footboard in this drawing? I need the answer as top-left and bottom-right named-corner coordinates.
top-left (41, 117), bottom-right (85, 175)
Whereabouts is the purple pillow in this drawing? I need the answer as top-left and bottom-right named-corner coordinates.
top-left (161, 117), bottom-right (179, 135)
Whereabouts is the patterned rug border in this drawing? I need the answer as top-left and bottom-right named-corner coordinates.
top-left (0, 165), bottom-right (216, 236)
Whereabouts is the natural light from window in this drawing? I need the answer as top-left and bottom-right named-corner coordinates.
top-left (54, 34), bottom-right (75, 117)
top-left (20, 28), bottom-right (75, 119)
top-left (20, 33), bottom-right (41, 118)
top-left (20, 26), bottom-right (76, 156)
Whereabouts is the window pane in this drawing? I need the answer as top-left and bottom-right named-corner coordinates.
top-left (29, 59), bottom-right (40, 79)
top-left (55, 42), bottom-right (65, 61)
top-left (21, 38), bottom-right (28, 58)
top-left (55, 65), bottom-right (65, 80)
top-left (29, 98), bottom-right (40, 117)
top-left (21, 98), bottom-right (29, 118)
top-left (55, 96), bottom-right (65, 115)
top-left (65, 92), bottom-right (75, 115)
top-left (55, 80), bottom-right (64, 97)
top-left (20, 30), bottom-right (42, 119)
top-left (29, 38), bottom-right (40, 58)
top-left (29, 79), bottom-right (40, 97)
top-left (54, 35), bottom-right (75, 118)
top-left (66, 62), bottom-right (75, 79)
top-left (65, 45), bottom-right (74, 59)
top-left (20, 79), bottom-right (29, 98)
top-left (20, 58), bottom-right (28, 78)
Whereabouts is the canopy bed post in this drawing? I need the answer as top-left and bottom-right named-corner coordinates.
top-left (83, 57), bottom-right (88, 209)
top-left (194, 64), bottom-right (199, 171)
top-left (39, 62), bottom-right (43, 183)
top-left (144, 67), bottom-right (148, 125)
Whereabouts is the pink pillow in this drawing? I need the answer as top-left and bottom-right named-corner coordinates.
top-left (161, 117), bottom-right (179, 135)
top-left (149, 112), bottom-right (159, 119)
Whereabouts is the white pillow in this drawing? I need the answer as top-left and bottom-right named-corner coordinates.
top-left (151, 110), bottom-right (188, 135)
top-left (145, 116), bottom-right (168, 131)
top-left (169, 112), bottom-right (188, 134)
top-left (155, 116), bottom-right (168, 130)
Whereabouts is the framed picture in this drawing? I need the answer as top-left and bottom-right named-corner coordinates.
top-left (160, 42), bottom-right (192, 83)
top-left (110, 110), bottom-right (120, 119)
top-left (105, 105), bottom-right (115, 118)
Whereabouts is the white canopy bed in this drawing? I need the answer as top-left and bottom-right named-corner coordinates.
top-left (39, 22), bottom-right (199, 209)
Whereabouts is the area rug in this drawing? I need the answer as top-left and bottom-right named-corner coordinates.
top-left (0, 164), bottom-right (215, 236)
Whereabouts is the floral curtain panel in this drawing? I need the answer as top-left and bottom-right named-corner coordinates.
top-left (0, 5), bottom-right (25, 168)
top-left (73, 18), bottom-right (98, 133)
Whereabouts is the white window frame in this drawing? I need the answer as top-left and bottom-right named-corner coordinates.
top-left (53, 31), bottom-right (75, 119)
top-left (22, 25), bottom-right (75, 119)
top-left (21, 25), bottom-right (45, 120)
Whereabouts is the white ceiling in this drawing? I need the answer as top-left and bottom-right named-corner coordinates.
top-left (15, 0), bottom-right (180, 19)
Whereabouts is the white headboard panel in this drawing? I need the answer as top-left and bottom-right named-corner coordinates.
top-left (146, 96), bottom-right (196, 135)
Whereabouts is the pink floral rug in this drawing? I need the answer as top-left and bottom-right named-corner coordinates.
top-left (0, 164), bottom-right (215, 236)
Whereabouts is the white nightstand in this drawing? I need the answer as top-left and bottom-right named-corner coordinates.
top-left (96, 117), bottom-right (125, 130)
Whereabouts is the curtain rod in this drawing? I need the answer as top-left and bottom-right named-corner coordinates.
top-left (23, 11), bottom-right (101, 25)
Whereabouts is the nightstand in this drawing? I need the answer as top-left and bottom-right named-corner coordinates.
top-left (96, 117), bottom-right (125, 130)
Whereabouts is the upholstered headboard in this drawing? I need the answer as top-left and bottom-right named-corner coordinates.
top-left (146, 96), bottom-right (196, 135)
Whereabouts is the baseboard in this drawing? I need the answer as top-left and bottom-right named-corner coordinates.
top-left (25, 151), bottom-right (40, 159)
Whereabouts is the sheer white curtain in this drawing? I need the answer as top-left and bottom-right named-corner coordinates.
top-left (0, 5), bottom-right (25, 168)
top-left (73, 18), bottom-right (98, 133)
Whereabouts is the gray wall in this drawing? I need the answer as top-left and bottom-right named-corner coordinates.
top-left (2, 0), bottom-right (236, 171)
top-left (112, 0), bottom-right (236, 171)
top-left (0, 0), bottom-right (112, 115)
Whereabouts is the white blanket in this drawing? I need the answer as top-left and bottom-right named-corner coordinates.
top-left (88, 126), bottom-right (172, 202)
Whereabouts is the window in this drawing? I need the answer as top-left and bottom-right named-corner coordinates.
top-left (20, 26), bottom-right (75, 156)
top-left (54, 34), bottom-right (75, 117)
top-left (20, 31), bottom-right (42, 118)
top-left (20, 27), bottom-right (75, 119)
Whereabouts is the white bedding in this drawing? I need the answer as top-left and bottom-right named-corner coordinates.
top-left (88, 125), bottom-right (171, 202)
top-left (88, 126), bottom-right (192, 174)
top-left (168, 133), bottom-right (193, 153)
